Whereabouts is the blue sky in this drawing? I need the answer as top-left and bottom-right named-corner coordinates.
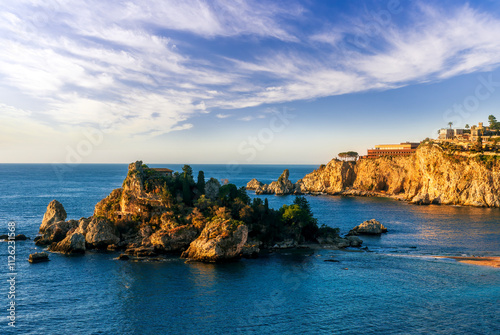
top-left (2, 0), bottom-right (500, 164)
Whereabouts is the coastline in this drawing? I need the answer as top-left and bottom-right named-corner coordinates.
top-left (438, 256), bottom-right (500, 268)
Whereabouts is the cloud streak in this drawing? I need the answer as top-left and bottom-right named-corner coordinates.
top-left (1, 0), bottom-right (500, 147)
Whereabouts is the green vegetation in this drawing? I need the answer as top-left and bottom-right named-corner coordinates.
top-left (112, 164), bottom-right (331, 246)
top-left (488, 115), bottom-right (499, 129)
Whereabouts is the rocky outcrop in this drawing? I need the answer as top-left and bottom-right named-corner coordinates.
top-left (348, 219), bottom-right (388, 235)
top-left (35, 219), bottom-right (78, 246)
top-left (40, 200), bottom-right (67, 233)
top-left (49, 231), bottom-right (86, 254)
top-left (85, 217), bottom-right (120, 248)
top-left (255, 169), bottom-right (299, 195)
top-left (297, 160), bottom-right (356, 194)
top-left (246, 178), bottom-right (263, 190)
top-left (148, 225), bottom-right (200, 253)
top-left (29, 252), bottom-right (49, 263)
top-left (181, 218), bottom-right (248, 262)
top-left (247, 144), bottom-right (500, 207)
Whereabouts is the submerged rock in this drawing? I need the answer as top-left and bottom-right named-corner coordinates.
top-left (346, 236), bottom-right (363, 247)
top-left (117, 254), bottom-right (129, 261)
top-left (40, 200), bottom-right (67, 233)
top-left (181, 218), bottom-right (248, 262)
top-left (29, 252), bottom-right (49, 263)
top-left (348, 219), bottom-right (388, 235)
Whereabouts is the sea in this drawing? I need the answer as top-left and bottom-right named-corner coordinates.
top-left (0, 164), bottom-right (499, 335)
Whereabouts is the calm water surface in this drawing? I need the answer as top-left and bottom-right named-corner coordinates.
top-left (0, 164), bottom-right (499, 334)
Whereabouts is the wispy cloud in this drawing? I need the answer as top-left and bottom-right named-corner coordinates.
top-left (239, 116), bottom-right (254, 122)
top-left (1, 0), bottom-right (500, 147)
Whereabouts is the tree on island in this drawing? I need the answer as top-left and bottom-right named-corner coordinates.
top-left (182, 165), bottom-right (194, 206)
top-left (197, 171), bottom-right (205, 194)
top-left (465, 124), bottom-right (470, 129)
top-left (448, 121), bottom-right (453, 129)
top-left (338, 151), bottom-right (358, 161)
top-left (488, 115), bottom-right (499, 130)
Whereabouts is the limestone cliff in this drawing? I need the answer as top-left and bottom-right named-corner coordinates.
top-left (248, 144), bottom-right (500, 207)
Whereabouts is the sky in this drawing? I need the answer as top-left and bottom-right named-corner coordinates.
top-left (2, 0), bottom-right (500, 164)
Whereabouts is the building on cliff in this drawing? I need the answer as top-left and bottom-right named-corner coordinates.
top-left (439, 128), bottom-right (464, 140)
top-left (365, 142), bottom-right (420, 159)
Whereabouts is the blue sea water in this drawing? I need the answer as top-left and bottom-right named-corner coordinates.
top-left (0, 164), bottom-right (499, 334)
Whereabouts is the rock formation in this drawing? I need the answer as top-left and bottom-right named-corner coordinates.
top-left (40, 200), bottom-right (67, 233)
top-left (246, 178), bottom-right (263, 190)
top-left (181, 218), bottom-right (248, 262)
top-left (348, 219), bottom-right (388, 235)
top-left (254, 169), bottom-right (299, 195)
top-left (85, 217), bottom-right (120, 248)
top-left (247, 144), bottom-right (500, 207)
top-left (49, 232), bottom-right (86, 254)
top-left (29, 252), bottom-right (49, 263)
top-left (148, 225), bottom-right (200, 253)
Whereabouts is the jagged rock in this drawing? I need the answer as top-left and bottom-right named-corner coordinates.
top-left (75, 217), bottom-right (91, 235)
top-left (29, 252), bottom-right (49, 263)
top-left (298, 161), bottom-right (356, 194)
top-left (246, 178), bottom-right (263, 190)
top-left (126, 246), bottom-right (157, 257)
top-left (117, 254), bottom-right (129, 260)
top-left (85, 217), bottom-right (120, 248)
top-left (49, 232), bottom-right (86, 254)
top-left (0, 234), bottom-right (27, 241)
top-left (411, 193), bottom-right (431, 205)
top-left (40, 200), bottom-right (67, 233)
top-left (35, 220), bottom-right (78, 246)
top-left (332, 237), bottom-right (350, 248)
top-left (349, 219), bottom-right (388, 235)
top-left (346, 236), bottom-right (363, 247)
top-left (272, 239), bottom-right (298, 249)
top-left (255, 169), bottom-right (299, 195)
top-left (148, 225), bottom-right (200, 253)
top-left (181, 218), bottom-right (248, 262)
top-left (241, 240), bottom-right (261, 258)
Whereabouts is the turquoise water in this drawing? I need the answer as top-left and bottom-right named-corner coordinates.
top-left (0, 164), bottom-right (499, 334)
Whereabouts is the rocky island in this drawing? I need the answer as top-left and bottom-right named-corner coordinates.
top-left (248, 142), bottom-right (500, 207)
top-left (35, 161), bottom-right (362, 262)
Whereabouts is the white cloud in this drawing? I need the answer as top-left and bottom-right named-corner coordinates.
top-left (2, 0), bottom-right (500, 160)
top-left (239, 116), bottom-right (254, 122)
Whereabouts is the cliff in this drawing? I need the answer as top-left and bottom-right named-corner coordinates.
top-left (249, 144), bottom-right (500, 207)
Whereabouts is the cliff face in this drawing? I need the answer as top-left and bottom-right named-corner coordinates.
top-left (297, 160), bottom-right (356, 194)
top-left (249, 144), bottom-right (500, 207)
